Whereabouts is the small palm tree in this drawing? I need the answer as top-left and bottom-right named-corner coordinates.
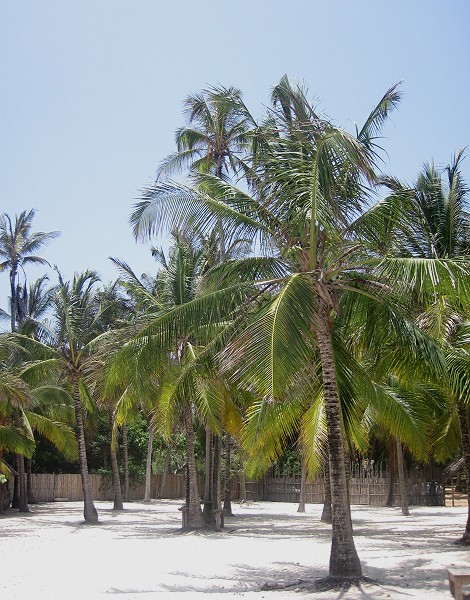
top-left (0, 209), bottom-right (59, 332)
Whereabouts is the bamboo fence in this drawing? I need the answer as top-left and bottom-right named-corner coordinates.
top-left (25, 471), bottom-right (444, 506)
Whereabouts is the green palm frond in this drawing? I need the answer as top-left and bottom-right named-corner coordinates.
top-left (24, 411), bottom-right (78, 461)
top-left (243, 397), bottom-right (305, 478)
top-left (131, 179), bottom-right (266, 244)
top-left (447, 349), bottom-right (470, 400)
top-left (222, 274), bottom-right (316, 399)
top-left (0, 425), bottom-right (35, 457)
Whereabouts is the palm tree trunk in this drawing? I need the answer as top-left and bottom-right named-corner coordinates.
top-left (109, 412), bottom-right (123, 510)
top-left (239, 468), bottom-right (247, 502)
top-left (72, 375), bottom-right (98, 523)
top-left (223, 434), bottom-right (233, 515)
top-left (10, 267), bottom-right (17, 333)
top-left (184, 406), bottom-right (204, 529)
top-left (212, 433), bottom-right (221, 514)
top-left (316, 303), bottom-right (362, 578)
top-left (122, 423), bottom-right (130, 501)
top-left (297, 456), bottom-right (307, 513)
top-left (157, 445), bottom-right (172, 498)
top-left (203, 426), bottom-right (212, 523)
top-left (144, 424), bottom-right (154, 502)
top-left (321, 459), bottom-right (332, 523)
top-left (26, 458), bottom-right (35, 504)
top-left (11, 455), bottom-right (19, 508)
top-left (396, 438), bottom-right (409, 516)
top-left (456, 398), bottom-right (470, 544)
top-left (386, 439), bottom-right (397, 507)
top-left (18, 454), bottom-right (29, 512)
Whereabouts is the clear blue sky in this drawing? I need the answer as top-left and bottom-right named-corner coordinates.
top-left (1, 0), bottom-right (469, 299)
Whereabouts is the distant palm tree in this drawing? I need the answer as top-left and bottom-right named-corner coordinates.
top-left (0, 209), bottom-right (59, 333)
top-left (158, 85), bottom-right (252, 182)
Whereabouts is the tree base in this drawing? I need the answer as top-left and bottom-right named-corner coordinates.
top-left (454, 532), bottom-right (470, 545)
top-left (314, 576), bottom-right (377, 592)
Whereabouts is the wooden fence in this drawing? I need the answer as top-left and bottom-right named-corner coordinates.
top-left (28, 473), bottom-right (188, 502)
top-left (26, 472), bottom-right (444, 506)
top-left (246, 476), bottom-right (445, 506)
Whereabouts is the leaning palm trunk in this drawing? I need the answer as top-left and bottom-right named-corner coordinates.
top-left (316, 302), bottom-right (361, 578)
top-left (184, 406), bottom-right (204, 528)
top-left (109, 412), bottom-right (123, 510)
top-left (395, 438), bottom-right (409, 516)
top-left (72, 376), bottom-right (98, 523)
top-left (297, 457), bottom-right (307, 513)
top-left (456, 399), bottom-right (470, 544)
top-left (144, 424), bottom-right (154, 502)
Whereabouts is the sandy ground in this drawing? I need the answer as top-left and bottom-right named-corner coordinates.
top-left (1, 500), bottom-right (469, 600)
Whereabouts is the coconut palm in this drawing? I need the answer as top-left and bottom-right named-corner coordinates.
top-left (158, 85), bottom-right (252, 183)
top-left (381, 151), bottom-right (470, 540)
top-left (107, 234), bottom-right (220, 527)
top-left (17, 270), bottom-right (105, 522)
top-left (0, 209), bottom-right (59, 333)
top-left (130, 77), bottom-right (469, 577)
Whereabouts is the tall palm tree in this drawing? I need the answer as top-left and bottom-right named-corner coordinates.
top-left (130, 78), bottom-right (467, 577)
top-left (0, 209), bottom-right (59, 333)
top-left (158, 85), bottom-right (252, 182)
top-left (18, 270), bottom-right (104, 523)
top-left (381, 150), bottom-right (470, 541)
top-left (108, 234), bottom-right (218, 527)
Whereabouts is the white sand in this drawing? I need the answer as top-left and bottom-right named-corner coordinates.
top-left (1, 500), bottom-right (468, 599)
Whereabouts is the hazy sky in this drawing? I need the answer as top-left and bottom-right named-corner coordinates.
top-left (1, 0), bottom-right (469, 299)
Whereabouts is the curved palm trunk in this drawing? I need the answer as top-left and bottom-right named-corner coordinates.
top-left (122, 423), bottom-right (130, 501)
top-left (396, 438), bottom-right (409, 516)
top-left (297, 457), bottom-right (307, 513)
top-left (456, 399), bottom-right (470, 544)
top-left (144, 424), bottom-right (154, 502)
top-left (109, 412), bottom-right (123, 510)
top-left (316, 304), bottom-right (362, 578)
top-left (72, 375), bottom-right (98, 523)
top-left (184, 406), bottom-right (204, 529)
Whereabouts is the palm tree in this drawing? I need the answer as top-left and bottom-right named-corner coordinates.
top-left (18, 270), bottom-right (105, 522)
top-left (381, 150), bottom-right (470, 541)
top-left (158, 85), bottom-right (252, 183)
top-left (108, 234), bottom-right (217, 527)
top-left (0, 209), bottom-right (59, 333)
top-left (130, 77), bottom-right (468, 578)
